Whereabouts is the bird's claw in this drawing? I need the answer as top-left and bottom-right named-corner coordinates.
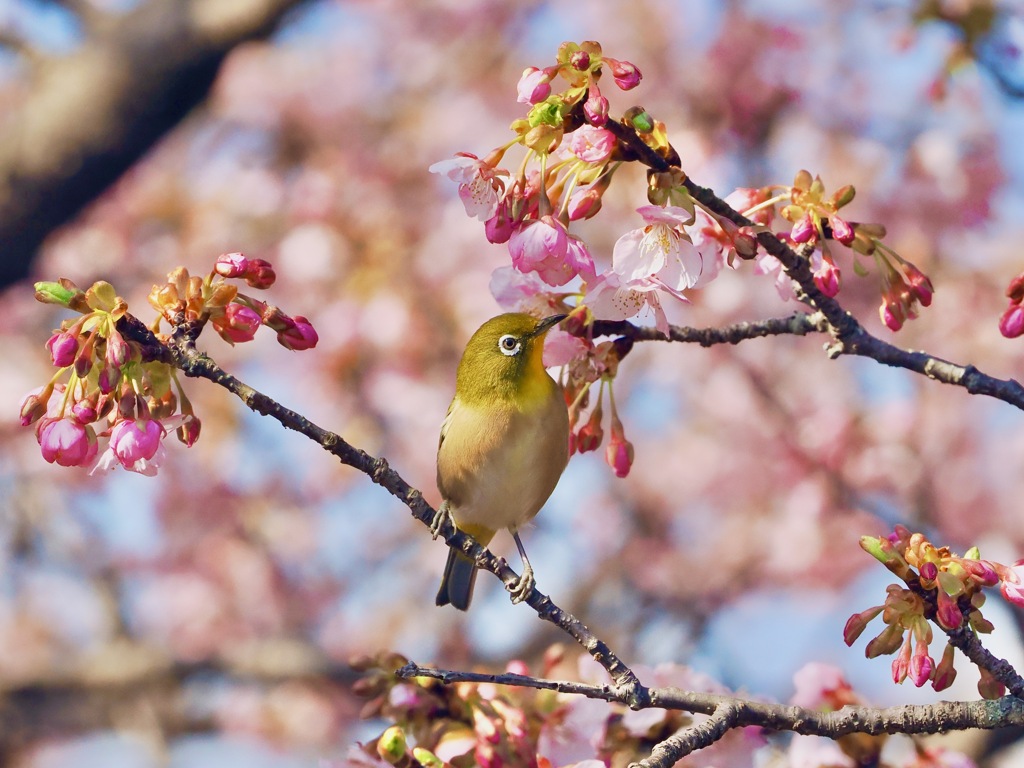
top-left (430, 501), bottom-right (451, 540)
top-left (509, 562), bottom-right (535, 604)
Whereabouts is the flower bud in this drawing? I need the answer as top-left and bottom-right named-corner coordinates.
top-left (865, 623), bottom-right (904, 658)
top-left (1006, 272), bottom-right (1024, 302)
top-left (212, 303), bottom-right (262, 345)
top-left (177, 416), bottom-right (201, 447)
top-left (517, 66), bottom-right (552, 105)
top-left (790, 213), bottom-right (816, 243)
top-left (244, 258), bottom-right (276, 289)
top-left (46, 331), bottom-right (79, 367)
top-left (215, 252), bottom-right (249, 278)
top-left (584, 89), bottom-right (609, 126)
top-left (908, 643), bottom-right (933, 687)
top-left (978, 667), bottom-right (1005, 700)
top-left (830, 215), bottom-right (855, 245)
top-left (606, 57), bottom-right (642, 90)
top-left (105, 330), bottom-right (130, 368)
top-left (569, 50), bottom-right (590, 70)
top-left (999, 304), bottom-right (1024, 338)
top-left (843, 605), bottom-right (883, 646)
top-left (277, 315), bottom-right (318, 351)
top-left (19, 387), bottom-right (51, 427)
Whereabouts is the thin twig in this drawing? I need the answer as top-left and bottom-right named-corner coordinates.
top-left (634, 704), bottom-right (742, 768)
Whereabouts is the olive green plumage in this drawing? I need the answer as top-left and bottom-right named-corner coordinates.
top-left (434, 313), bottom-right (569, 610)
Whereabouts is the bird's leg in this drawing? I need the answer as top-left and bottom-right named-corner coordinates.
top-left (508, 528), bottom-right (534, 604)
top-left (430, 500), bottom-right (452, 540)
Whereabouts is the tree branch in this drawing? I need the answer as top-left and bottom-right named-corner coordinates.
top-left (602, 118), bottom-right (1024, 413)
top-left (398, 662), bottom-right (1024, 740)
top-left (0, 0), bottom-right (312, 289)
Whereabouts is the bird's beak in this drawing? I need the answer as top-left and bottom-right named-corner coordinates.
top-left (530, 313), bottom-right (567, 338)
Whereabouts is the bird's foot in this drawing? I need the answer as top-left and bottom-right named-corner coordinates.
top-left (509, 561), bottom-right (535, 604)
top-left (429, 500), bottom-right (452, 540)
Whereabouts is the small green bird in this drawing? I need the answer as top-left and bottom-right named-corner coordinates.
top-left (433, 312), bottom-right (569, 610)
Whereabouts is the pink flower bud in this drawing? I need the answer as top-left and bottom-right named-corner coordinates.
top-left (568, 187), bottom-right (602, 221)
top-left (19, 389), bottom-right (50, 427)
top-left (72, 400), bottom-right (98, 424)
top-left (37, 418), bottom-right (97, 467)
top-left (999, 561), bottom-right (1024, 607)
top-left (215, 252), bottom-right (249, 278)
top-left (46, 331), bottom-right (78, 367)
top-left (98, 364), bottom-right (121, 394)
top-left (906, 265), bottom-right (934, 307)
top-left (244, 258), bottom-right (276, 289)
top-left (790, 213), bottom-right (816, 243)
top-left (605, 57), bottom-right (642, 90)
top-left (891, 634), bottom-right (912, 684)
top-left (999, 304), bottom-right (1024, 338)
top-left (935, 588), bottom-right (963, 630)
top-left (829, 215), bottom-right (854, 245)
top-left (576, 404), bottom-right (604, 453)
top-left (919, 561), bottom-right (938, 581)
top-left (908, 649), bottom-right (933, 687)
top-left (516, 66), bottom-right (552, 105)
top-left (485, 201), bottom-right (517, 244)
top-left (177, 416), bottom-right (201, 447)
top-left (277, 315), bottom-right (318, 351)
top-left (1007, 271), bottom-right (1024, 302)
top-left (880, 299), bottom-right (904, 332)
top-left (569, 50), bottom-right (590, 70)
top-left (569, 125), bottom-right (615, 164)
top-left (843, 605), bottom-right (883, 646)
top-left (212, 303), bottom-right (262, 344)
top-left (105, 330), bottom-right (130, 368)
top-left (605, 434), bottom-right (634, 478)
top-left (584, 87), bottom-right (609, 126)
top-left (110, 418), bottom-right (164, 468)
top-left (813, 255), bottom-right (840, 297)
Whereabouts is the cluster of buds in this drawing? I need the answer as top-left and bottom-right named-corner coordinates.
top-left (999, 270), bottom-right (1024, 338)
top-left (560, 310), bottom-right (635, 476)
top-left (845, 526), bottom-right (1023, 698)
top-left (23, 279), bottom-right (196, 474)
top-left (150, 253), bottom-right (318, 350)
top-left (21, 255), bottom-right (317, 475)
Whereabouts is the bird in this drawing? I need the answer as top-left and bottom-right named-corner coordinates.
top-left (433, 312), bottom-right (570, 610)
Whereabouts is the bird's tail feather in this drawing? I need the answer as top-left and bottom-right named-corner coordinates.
top-left (436, 548), bottom-right (477, 610)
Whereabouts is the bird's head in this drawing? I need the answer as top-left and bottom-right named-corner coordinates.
top-left (455, 313), bottom-right (566, 405)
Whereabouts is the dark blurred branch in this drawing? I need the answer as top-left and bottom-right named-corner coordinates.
top-left (0, 638), bottom-right (353, 759)
top-left (0, 0), bottom-right (312, 290)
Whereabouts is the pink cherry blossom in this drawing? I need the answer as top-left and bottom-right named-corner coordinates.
top-left (37, 418), bottom-right (97, 467)
top-left (584, 271), bottom-right (671, 335)
top-left (612, 205), bottom-right (705, 291)
top-left (603, 57), bottom-right (642, 90)
top-left (108, 418), bottom-right (165, 474)
top-left (429, 153), bottom-right (506, 221)
top-left (508, 215), bottom-right (595, 286)
top-left (568, 125), bottom-right (615, 164)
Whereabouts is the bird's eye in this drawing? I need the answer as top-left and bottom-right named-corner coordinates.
top-left (498, 334), bottom-right (521, 356)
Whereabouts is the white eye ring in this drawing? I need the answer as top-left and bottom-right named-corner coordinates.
top-left (498, 334), bottom-right (521, 356)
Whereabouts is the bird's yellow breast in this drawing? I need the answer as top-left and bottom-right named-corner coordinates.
top-left (436, 388), bottom-right (569, 537)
